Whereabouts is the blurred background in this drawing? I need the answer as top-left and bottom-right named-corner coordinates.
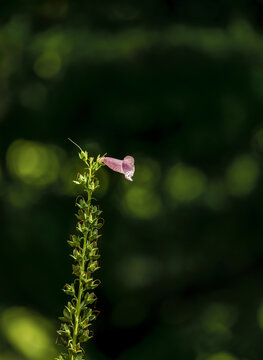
top-left (2, 1), bottom-right (263, 360)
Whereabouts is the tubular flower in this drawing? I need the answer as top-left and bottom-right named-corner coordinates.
top-left (100, 156), bottom-right (135, 181)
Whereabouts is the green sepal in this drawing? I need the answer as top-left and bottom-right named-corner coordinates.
top-left (79, 301), bottom-right (87, 311)
top-left (88, 261), bottom-right (100, 272)
top-left (72, 264), bottom-right (81, 276)
top-left (74, 173), bottom-right (87, 185)
top-left (89, 313), bottom-right (97, 322)
top-left (58, 316), bottom-right (71, 323)
top-left (57, 323), bottom-right (71, 338)
top-left (96, 221), bottom-right (104, 229)
top-left (89, 248), bottom-right (99, 258)
top-left (75, 354), bottom-right (84, 360)
top-left (86, 244), bottom-right (93, 252)
top-left (83, 278), bottom-right (93, 289)
top-left (63, 307), bottom-right (72, 320)
top-left (68, 235), bottom-right (81, 248)
top-left (76, 222), bottom-right (89, 233)
top-left (89, 254), bottom-right (100, 260)
top-left (90, 279), bottom-right (101, 289)
top-left (79, 151), bottom-right (88, 161)
top-left (70, 248), bottom-right (82, 262)
top-left (80, 310), bottom-right (92, 328)
top-left (76, 198), bottom-right (88, 209)
top-left (85, 292), bottom-right (97, 304)
top-left (63, 283), bottom-right (75, 296)
top-left (79, 329), bottom-right (92, 343)
top-left (55, 353), bottom-right (69, 360)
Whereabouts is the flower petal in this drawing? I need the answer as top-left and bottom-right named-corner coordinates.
top-left (122, 160), bottom-right (135, 181)
top-left (102, 157), bottom-right (124, 174)
top-left (102, 155), bottom-right (135, 181)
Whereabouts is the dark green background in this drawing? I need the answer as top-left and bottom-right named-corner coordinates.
top-left (1, 1), bottom-right (263, 359)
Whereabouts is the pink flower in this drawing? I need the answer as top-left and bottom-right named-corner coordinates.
top-left (101, 156), bottom-right (135, 181)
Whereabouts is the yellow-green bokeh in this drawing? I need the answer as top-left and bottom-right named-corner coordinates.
top-left (198, 352), bottom-right (238, 360)
top-left (123, 185), bottom-right (161, 219)
top-left (165, 163), bottom-right (207, 202)
top-left (201, 303), bottom-right (237, 335)
top-left (34, 51), bottom-right (62, 79)
top-left (0, 307), bottom-right (57, 360)
top-left (225, 154), bottom-right (259, 197)
top-left (131, 158), bottom-right (160, 186)
top-left (6, 139), bottom-right (60, 187)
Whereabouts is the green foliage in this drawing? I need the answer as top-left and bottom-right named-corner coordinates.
top-left (56, 149), bottom-right (104, 360)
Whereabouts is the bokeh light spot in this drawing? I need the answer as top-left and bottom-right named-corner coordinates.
top-left (166, 163), bottom-right (206, 202)
top-left (130, 158), bottom-right (160, 186)
top-left (201, 352), bottom-right (238, 360)
top-left (123, 185), bottom-right (161, 219)
top-left (0, 351), bottom-right (23, 360)
top-left (34, 52), bottom-right (61, 79)
top-left (201, 303), bottom-right (237, 335)
top-left (225, 154), bottom-right (259, 196)
top-left (6, 140), bottom-right (60, 186)
top-left (0, 307), bottom-right (57, 360)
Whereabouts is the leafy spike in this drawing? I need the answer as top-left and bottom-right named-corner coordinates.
top-left (56, 144), bottom-right (104, 360)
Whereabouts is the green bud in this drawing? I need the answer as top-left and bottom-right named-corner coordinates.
top-left (63, 283), bottom-right (75, 296)
top-left (79, 151), bottom-right (88, 161)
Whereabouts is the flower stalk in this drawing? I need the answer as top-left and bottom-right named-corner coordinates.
top-left (56, 148), bottom-right (104, 360)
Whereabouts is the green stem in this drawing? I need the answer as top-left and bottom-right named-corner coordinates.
top-left (71, 187), bottom-right (92, 359)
